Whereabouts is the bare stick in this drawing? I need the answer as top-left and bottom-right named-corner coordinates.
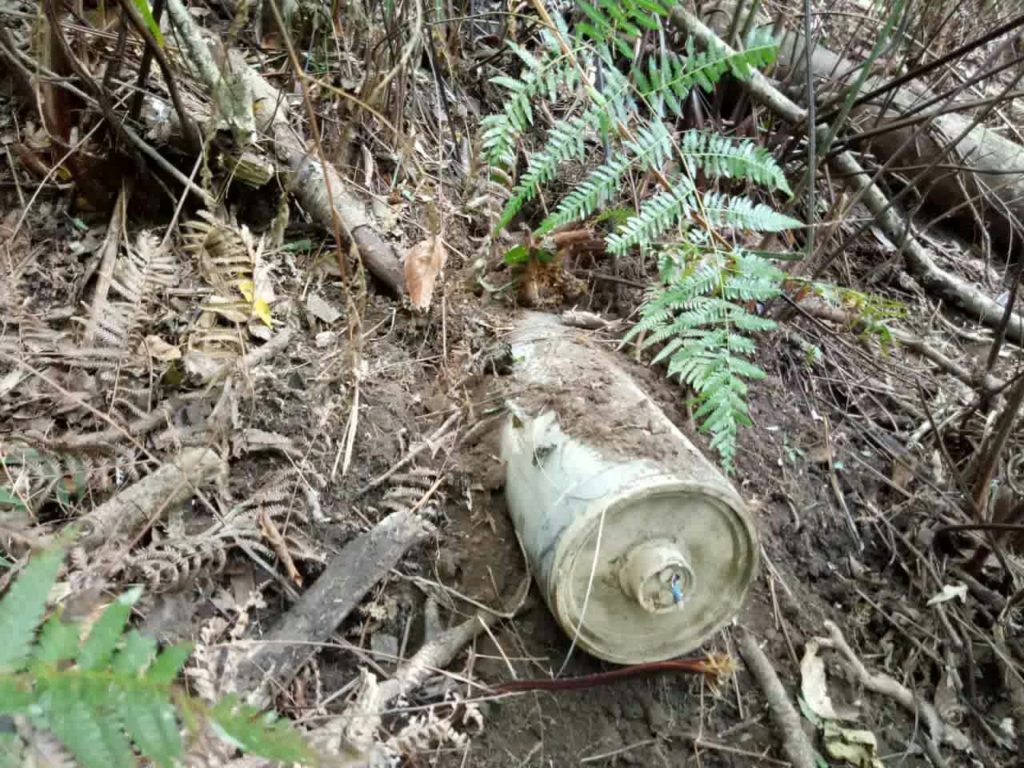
top-left (736, 628), bottom-right (818, 768)
top-left (796, 300), bottom-right (1001, 393)
top-left (234, 510), bottom-right (433, 706)
top-left (229, 50), bottom-right (406, 295)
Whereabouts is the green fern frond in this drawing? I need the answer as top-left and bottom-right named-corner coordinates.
top-left (628, 245), bottom-right (779, 471)
top-left (678, 130), bottom-right (791, 194)
top-left (700, 192), bottom-right (802, 232)
top-left (0, 548), bottom-right (316, 767)
top-left (479, 12), bottom-right (793, 472)
top-left (665, 329), bottom-right (767, 472)
top-left (0, 547), bottom-right (63, 674)
top-left (722, 251), bottom-right (785, 301)
top-left (606, 176), bottom-right (697, 254)
top-left (536, 121), bottom-right (672, 233)
top-left (208, 696), bottom-right (314, 763)
top-left (496, 110), bottom-right (605, 232)
top-left (632, 29), bottom-right (778, 117)
top-left (481, 31), bottom-right (583, 168)
top-left (578, 0), bottom-right (669, 56)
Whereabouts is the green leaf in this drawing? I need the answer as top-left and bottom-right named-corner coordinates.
top-left (77, 586), bottom-right (142, 671)
top-left (45, 689), bottom-right (135, 768)
top-left (34, 613), bottom-right (81, 666)
top-left (118, 688), bottom-right (182, 767)
top-left (132, 0), bottom-right (164, 47)
top-left (0, 548), bottom-right (64, 673)
top-left (0, 676), bottom-right (34, 714)
top-left (503, 245), bottom-right (530, 265)
top-left (112, 629), bottom-right (157, 676)
top-left (146, 642), bottom-right (193, 685)
top-left (0, 488), bottom-right (29, 513)
top-left (209, 696), bottom-right (315, 764)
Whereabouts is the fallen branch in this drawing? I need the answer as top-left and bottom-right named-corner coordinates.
top-left (736, 628), bottom-right (818, 768)
top-left (229, 50), bottom-right (406, 296)
top-left (76, 446), bottom-right (225, 550)
top-left (377, 610), bottom-right (499, 705)
top-left (714, 2), bottom-right (1024, 257)
top-left (671, 8), bottom-right (1024, 344)
top-left (164, 0), bottom-right (253, 145)
top-left (234, 510), bottom-right (433, 707)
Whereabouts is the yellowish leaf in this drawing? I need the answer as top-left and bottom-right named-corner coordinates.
top-left (252, 298), bottom-right (273, 327)
top-left (238, 279), bottom-right (255, 302)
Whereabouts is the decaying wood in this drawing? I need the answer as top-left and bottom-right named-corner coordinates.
top-left (229, 50), bottom-right (406, 296)
top-left (671, 7), bottom-right (1024, 344)
top-left (235, 510), bottom-right (432, 707)
top-left (164, 0), bottom-right (254, 145)
top-left (736, 628), bottom-right (818, 768)
top-left (77, 447), bottom-right (225, 550)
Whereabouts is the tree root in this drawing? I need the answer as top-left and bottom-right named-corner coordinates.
top-left (736, 627), bottom-right (818, 768)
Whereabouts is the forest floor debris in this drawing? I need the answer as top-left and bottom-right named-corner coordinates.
top-left (1, 0), bottom-right (1023, 765)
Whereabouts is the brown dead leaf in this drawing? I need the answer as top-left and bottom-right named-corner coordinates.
top-left (139, 335), bottom-right (181, 362)
top-left (404, 233), bottom-right (447, 310)
top-left (258, 508), bottom-right (303, 587)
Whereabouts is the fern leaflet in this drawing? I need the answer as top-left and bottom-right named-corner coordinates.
top-left (0, 547), bottom-right (315, 767)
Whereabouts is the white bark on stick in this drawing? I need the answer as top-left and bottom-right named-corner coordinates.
top-left (737, 628), bottom-right (818, 768)
top-left (714, 2), bottom-right (1024, 257)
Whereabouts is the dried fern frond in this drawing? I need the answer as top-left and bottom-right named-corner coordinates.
top-left (183, 212), bottom-right (272, 321)
top-left (119, 467), bottom-right (324, 592)
top-left (377, 466), bottom-right (442, 518)
top-left (0, 443), bottom-right (144, 516)
top-left (182, 212), bottom-right (275, 360)
top-left (121, 538), bottom-right (230, 593)
top-left (91, 232), bottom-right (179, 351)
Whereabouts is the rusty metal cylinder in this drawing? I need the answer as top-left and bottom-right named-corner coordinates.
top-left (500, 312), bottom-right (758, 664)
